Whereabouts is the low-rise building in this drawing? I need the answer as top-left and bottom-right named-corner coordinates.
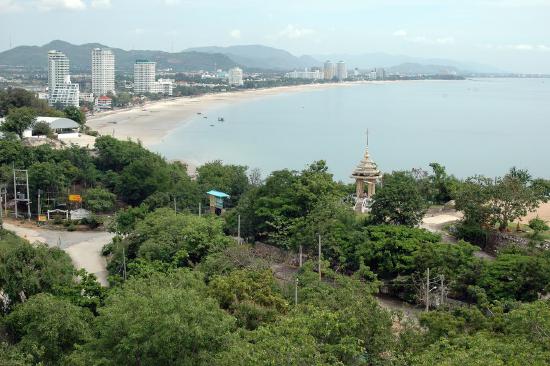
top-left (0, 116), bottom-right (80, 139)
top-left (96, 95), bottom-right (113, 109)
top-left (285, 69), bottom-right (323, 79)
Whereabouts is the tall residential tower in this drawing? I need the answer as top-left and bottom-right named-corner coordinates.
top-left (323, 60), bottom-right (336, 80)
top-left (92, 48), bottom-right (115, 96)
top-left (47, 50), bottom-right (79, 107)
top-left (133, 60), bottom-right (156, 94)
top-left (336, 61), bottom-right (348, 81)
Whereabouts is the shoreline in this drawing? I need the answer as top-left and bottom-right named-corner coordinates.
top-left (87, 81), bottom-right (385, 147)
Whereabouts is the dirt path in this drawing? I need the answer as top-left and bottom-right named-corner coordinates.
top-left (2, 221), bottom-right (113, 286)
top-left (421, 209), bottom-right (495, 260)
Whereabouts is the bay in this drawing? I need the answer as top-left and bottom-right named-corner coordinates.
top-left (153, 78), bottom-right (550, 180)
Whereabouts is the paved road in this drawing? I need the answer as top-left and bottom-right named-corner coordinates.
top-left (2, 221), bottom-right (113, 286)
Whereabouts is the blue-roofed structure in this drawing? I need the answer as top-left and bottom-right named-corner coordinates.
top-left (207, 190), bottom-right (230, 215)
top-left (206, 190), bottom-right (230, 198)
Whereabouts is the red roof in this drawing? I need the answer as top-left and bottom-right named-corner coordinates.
top-left (98, 96), bottom-right (112, 101)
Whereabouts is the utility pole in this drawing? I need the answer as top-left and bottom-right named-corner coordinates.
top-left (37, 189), bottom-right (42, 218)
top-left (122, 247), bottom-right (127, 281)
top-left (0, 188), bottom-right (3, 229)
top-left (318, 234), bottom-right (322, 281)
top-left (198, 202), bottom-right (201, 217)
top-left (440, 275), bottom-right (445, 306)
top-left (299, 245), bottom-right (303, 267)
top-left (294, 278), bottom-right (298, 305)
top-left (425, 268), bottom-right (430, 311)
top-left (237, 214), bottom-right (241, 244)
top-left (13, 169), bottom-right (31, 220)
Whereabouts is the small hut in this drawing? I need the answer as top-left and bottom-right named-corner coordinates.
top-left (351, 145), bottom-right (381, 213)
top-left (207, 190), bottom-right (230, 215)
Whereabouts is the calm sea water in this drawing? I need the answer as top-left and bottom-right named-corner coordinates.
top-left (153, 78), bottom-right (550, 180)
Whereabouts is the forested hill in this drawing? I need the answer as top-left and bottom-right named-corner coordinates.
top-left (0, 40), bottom-right (237, 72)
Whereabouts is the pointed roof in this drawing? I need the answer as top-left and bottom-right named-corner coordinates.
top-left (351, 146), bottom-right (381, 180)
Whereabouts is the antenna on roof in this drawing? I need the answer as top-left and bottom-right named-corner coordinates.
top-left (366, 128), bottom-right (369, 147)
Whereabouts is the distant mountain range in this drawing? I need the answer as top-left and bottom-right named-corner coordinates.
top-left (0, 40), bottom-right (237, 72)
top-left (313, 52), bottom-right (503, 74)
top-left (0, 40), bottom-right (504, 74)
top-left (185, 45), bottom-right (320, 71)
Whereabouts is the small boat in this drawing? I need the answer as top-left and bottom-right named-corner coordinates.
top-left (218, 117), bottom-right (225, 122)
top-left (203, 116), bottom-right (208, 119)
top-left (197, 112), bottom-right (202, 115)
top-left (210, 124), bottom-right (215, 127)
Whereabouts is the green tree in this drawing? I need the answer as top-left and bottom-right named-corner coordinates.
top-left (3, 293), bottom-right (92, 364)
top-left (69, 271), bottom-right (235, 365)
top-left (31, 121), bottom-right (53, 137)
top-left (0, 107), bottom-right (36, 139)
top-left (64, 105), bottom-right (86, 126)
top-left (491, 168), bottom-right (546, 231)
top-left (0, 241), bottom-right (74, 309)
top-left (370, 171), bottom-right (427, 227)
top-left (529, 217), bottom-right (549, 239)
top-left (197, 160), bottom-right (250, 206)
top-left (84, 187), bottom-right (116, 213)
top-left (208, 269), bottom-right (288, 329)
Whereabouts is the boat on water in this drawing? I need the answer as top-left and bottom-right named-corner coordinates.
top-left (210, 124), bottom-right (215, 127)
top-left (197, 112), bottom-right (202, 115)
top-left (218, 117), bottom-right (225, 122)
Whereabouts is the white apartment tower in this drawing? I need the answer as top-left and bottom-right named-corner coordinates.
top-left (336, 61), bottom-right (348, 81)
top-left (228, 67), bottom-right (244, 86)
top-left (324, 60), bottom-right (336, 80)
top-left (92, 48), bottom-right (115, 96)
top-left (48, 50), bottom-right (79, 107)
top-left (134, 60), bottom-right (156, 94)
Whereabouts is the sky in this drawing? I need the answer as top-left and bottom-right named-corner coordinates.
top-left (1, 0), bottom-right (550, 73)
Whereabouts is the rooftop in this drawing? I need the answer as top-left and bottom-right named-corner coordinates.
top-left (207, 190), bottom-right (230, 198)
top-left (351, 146), bottom-right (381, 180)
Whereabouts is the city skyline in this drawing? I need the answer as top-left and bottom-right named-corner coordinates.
top-left (1, 0), bottom-right (550, 73)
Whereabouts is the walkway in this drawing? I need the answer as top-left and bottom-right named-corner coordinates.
top-left (2, 220), bottom-right (113, 286)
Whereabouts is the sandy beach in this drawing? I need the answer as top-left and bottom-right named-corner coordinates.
top-left (87, 82), bottom-right (365, 147)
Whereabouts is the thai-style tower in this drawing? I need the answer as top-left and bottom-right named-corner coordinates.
top-left (351, 143), bottom-right (381, 213)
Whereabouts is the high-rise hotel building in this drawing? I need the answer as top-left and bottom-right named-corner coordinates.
top-left (92, 48), bottom-right (115, 96)
top-left (133, 60), bottom-right (173, 95)
top-left (47, 50), bottom-right (79, 107)
top-left (323, 60), bottom-right (336, 80)
top-left (134, 60), bottom-right (156, 94)
top-left (336, 61), bottom-right (348, 81)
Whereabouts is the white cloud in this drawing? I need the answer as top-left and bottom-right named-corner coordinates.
top-left (91, 0), bottom-right (111, 8)
top-left (276, 25), bottom-right (316, 39)
top-left (501, 44), bottom-right (550, 51)
top-left (0, 0), bottom-right (23, 13)
top-left (393, 29), bottom-right (407, 37)
top-left (230, 29), bottom-right (241, 39)
top-left (396, 33), bottom-right (455, 46)
top-left (36, 0), bottom-right (86, 11)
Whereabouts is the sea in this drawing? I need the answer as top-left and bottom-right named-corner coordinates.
top-left (152, 78), bottom-right (550, 181)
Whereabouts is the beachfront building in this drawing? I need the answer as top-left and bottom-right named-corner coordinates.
top-left (336, 61), bottom-right (348, 81)
top-left (376, 68), bottom-right (386, 80)
top-left (351, 142), bottom-right (381, 213)
top-left (92, 48), bottom-right (115, 96)
top-left (285, 68), bottom-right (323, 80)
top-left (0, 116), bottom-right (80, 139)
top-left (134, 60), bottom-right (156, 94)
top-left (48, 50), bottom-right (79, 107)
top-left (228, 67), bottom-right (244, 86)
top-left (151, 79), bottom-right (174, 96)
top-left (324, 60), bottom-right (336, 80)
top-left (96, 95), bottom-right (113, 109)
